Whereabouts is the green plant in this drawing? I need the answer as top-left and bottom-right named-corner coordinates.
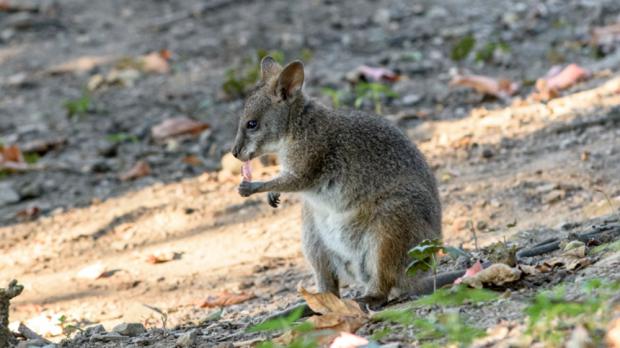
top-left (58, 315), bottom-right (82, 338)
top-left (407, 239), bottom-right (444, 292)
top-left (373, 309), bottom-right (485, 347)
top-left (413, 285), bottom-right (498, 307)
top-left (353, 82), bottom-right (398, 115)
top-left (451, 35), bottom-right (476, 61)
top-left (248, 307), bottom-right (318, 348)
top-left (320, 87), bottom-right (345, 109)
top-left (222, 49), bottom-right (313, 99)
top-left (475, 41), bottom-right (510, 63)
top-left (64, 92), bottom-right (92, 119)
top-left (525, 279), bottom-right (620, 345)
top-left (23, 152), bottom-right (39, 164)
top-left (106, 133), bottom-right (139, 144)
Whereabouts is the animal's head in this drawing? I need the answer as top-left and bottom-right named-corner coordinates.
top-left (231, 56), bottom-right (305, 161)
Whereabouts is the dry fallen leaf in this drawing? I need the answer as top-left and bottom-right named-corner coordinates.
top-left (200, 291), bottom-right (256, 308)
top-left (47, 56), bottom-right (115, 75)
top-left (77, 262), bottom-right (108, 280)
top-left (533, 64), bottom-right (590, 101)
top-left (274, 288), bottom-right (369, 345)
top-left (566, 324), bottom-right (593, 348)
top-left (16, 206), bottom-right (40, 221)
top-left (141, 51), bottom-right (170, 74)
top-left (450, 74), bottom-right (519, 99)
top-left (607, 317), bottom-right (620, 348)
top-left (20, 137), bottom-right (66, 155)
top-left (0, 144), bottom-right (33, 172)
top-left (357, 65), bottom-right (399, 82)
top-left (329, 332), bottom-right (369, 348)
top-left (517, 264), bottom-right (541, 276)
top-left (455, 260), bottom-right (483, 284)
top-left (0, 144), bottom-right (24, 163)
top-left (182, 155), bottom-right (203, 166)
top-left (146, 251), bottom-right (179, 264)
top-left (300, 287), bottom-right (366, 317)
top-left (120, 160), bottom-right (151, 181)
top-left (151, 117), bottom-right (210, 141)
top-left (592, 23), bottom-right (620, 47)
top-left (460, 263), bottom-right (521, 289)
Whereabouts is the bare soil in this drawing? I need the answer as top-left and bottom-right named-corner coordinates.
top-left (1, 0), bottom-right (620, 347)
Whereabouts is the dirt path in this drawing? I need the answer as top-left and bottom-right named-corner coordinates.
top-left (1, 0), bottom-right (620, 346)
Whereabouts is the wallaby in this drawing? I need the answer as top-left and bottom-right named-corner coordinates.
top-left (231, 57), bottom-right (442, 308)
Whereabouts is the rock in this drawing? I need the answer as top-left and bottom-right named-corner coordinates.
top-left (401, 94), bottom-right (422, 106)
top-left (97, 141), bottom-right (118, 157)
top-left (83, 324), bottom-right (106, 336)
top-left (16, 339), bottom-right (52, 348)
top-left (90, 333), bottom-right (130, 343)
top-left (18, 181), bottom-right (43, 199)
top-left (481, 148), bottom-right (494, 159)
top-left (0, 182), bottom-right (21, 206)
top-left (176, 329), bottom-right (198, 347)
top-left (543, 189), bottom-right (565, 205)
top-left (112, 322), bottom-right (146, 337)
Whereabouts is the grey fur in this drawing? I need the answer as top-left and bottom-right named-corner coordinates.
top-left (232, 57), bottom-right (442, 307)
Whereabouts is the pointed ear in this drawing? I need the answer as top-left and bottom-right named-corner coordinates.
top-left (275, 61), bottom-right (304, 101)
top-left (260, 56), bottom-right (282, 81)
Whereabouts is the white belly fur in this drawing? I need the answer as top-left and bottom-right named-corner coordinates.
top-left (302, 190), bottom-right (369, 284)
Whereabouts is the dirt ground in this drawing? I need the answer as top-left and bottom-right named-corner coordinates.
top-left (1, 0), bottom-right (620, 347)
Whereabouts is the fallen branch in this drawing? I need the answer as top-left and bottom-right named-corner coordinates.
top-left (0, 280), bottom-right (24, 347)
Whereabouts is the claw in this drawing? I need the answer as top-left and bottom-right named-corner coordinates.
top-left (268, 192), bottom-right (280, 208)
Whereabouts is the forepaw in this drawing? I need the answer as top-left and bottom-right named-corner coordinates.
top-left (354, 295), bottom-right (388, 312)
top-left (238, 181), bottom-right (256, 197)
top-left (268, 192), bottom-right (281, 208)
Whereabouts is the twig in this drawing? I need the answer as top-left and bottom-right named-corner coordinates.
top-left (0, 280), bottom-right (24, 347)
top-left (18, 323), bottom-right (51, 343)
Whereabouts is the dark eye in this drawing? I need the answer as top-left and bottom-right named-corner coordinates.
top-left (246, 120), bottom-right (258, 129)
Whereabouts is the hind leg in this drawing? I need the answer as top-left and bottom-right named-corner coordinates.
top-left (301, 205), bottom-right (340, 295)
top-left (359, 211), bottom-right (439, 309)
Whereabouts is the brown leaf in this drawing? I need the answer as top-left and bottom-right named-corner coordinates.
top-left (47, 56), bottom-right (115, 74)
top-left (182, 155), bottom-right (202, 166)
top-left (357, 65), bottom-right (399, 82)
top-left (146, 251), bottom-right (179, 264)
top-left (299, 287), bottom-right (366, 317)
top-left (455, 260), bottom-right (483, 284)
top-left (0, 144), bottom-right (24, 163)
top-left (119, 160), bottom-right (151, 181)
top-left (330, 332), bottom-right (369, 348)
top-left (273, 288), bottom-right (369, 346)
top-left (0, 144), bottom-right (31, 172)
top-left (200, 291), bottom-right (256, 308)
top-left (592, 23), bottom-right (620, 47)
top-left (20, 137), bottom-right (66, 155)
top-left (151, 117), bottom-right (210, 141)
top-left (544, 256), bottom-right (590, 271)
top-left (16, 206), bottom-right (40, 221)
top-left (533, 64), bottom-right (590, 101)
top-left (607, 317), bottom-right (620, 348)
top-left (450, 74), bottom-right (519, 99)
top-left (77, 262), bottom-right (108, 280)
top-left (141, 51), bottom-right (170, 74)
top-left (460, 263), bottom-right (521, 289)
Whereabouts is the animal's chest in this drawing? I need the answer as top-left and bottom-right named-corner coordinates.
top-left (302, 190), bottom-right (370, 281)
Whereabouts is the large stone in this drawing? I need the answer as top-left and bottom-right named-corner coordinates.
top-left (0, 182), bottom-right (20, 206)
top-left (112, 322), bottom-right (146, 337)
top-left (176, 329), bottom-right (198, 347)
